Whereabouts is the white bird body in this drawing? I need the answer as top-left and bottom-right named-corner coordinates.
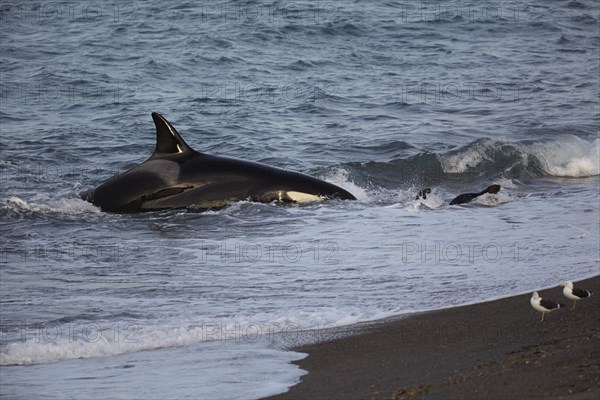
top-left (530, 291), bottom-right (563, 321)
top-left (560, 281), bottom-right (592, 309)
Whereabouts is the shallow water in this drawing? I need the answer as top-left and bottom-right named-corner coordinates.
top-left (1, 1), bottom-right (599, 399)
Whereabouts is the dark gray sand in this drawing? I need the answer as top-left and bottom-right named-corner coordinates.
top-left (267, 276), bottom-right (600, 400)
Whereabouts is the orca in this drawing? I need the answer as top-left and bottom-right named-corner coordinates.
top-left (82, 113), bottom-right (356, 213)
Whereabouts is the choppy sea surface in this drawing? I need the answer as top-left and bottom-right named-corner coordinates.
top-left (1, 1), bottom-right (599, 399)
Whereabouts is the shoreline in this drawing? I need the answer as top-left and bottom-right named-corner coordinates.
top-left (266, 276), bottom-right (600, 400)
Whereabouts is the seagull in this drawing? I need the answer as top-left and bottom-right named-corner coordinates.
top-left (530, 292), bottom-right (564, 322)
top-left (560, 281), bottom-right (592, 309)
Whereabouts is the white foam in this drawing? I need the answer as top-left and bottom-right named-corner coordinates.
top-left (0, 324), bottom-right (209, 365)
top-left (405, 188), bottom-right (445, 211)
top-left (1, 309), bottom-right (368, 366)
top-left (2, 339), bottom-right (307, 400)
top-left (3, 196), bottom-right (100, 215)
top-left (527, 136), bottom-right (599, 177)
top-left (323, 168), bottom-right (370, 201)
top-left (545, 156), bottom-right (598, 177)
top-left (474, 191), bottom-right (513, 206)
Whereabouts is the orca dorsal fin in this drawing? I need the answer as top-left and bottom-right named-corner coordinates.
top-left (151, 112), bottom-right (195, 156)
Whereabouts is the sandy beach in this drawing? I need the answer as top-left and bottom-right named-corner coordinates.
top-left (267, 276), bottom-right (600, 400)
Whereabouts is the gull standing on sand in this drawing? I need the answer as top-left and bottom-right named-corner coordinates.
top-left (530, 292), bottom-right (564, 322)
top-left (560, 281), bottom-right (592, 309)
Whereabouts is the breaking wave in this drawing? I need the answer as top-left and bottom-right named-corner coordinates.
top-left (344, 135), bottom-right (599, 187)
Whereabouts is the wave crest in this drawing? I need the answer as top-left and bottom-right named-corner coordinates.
top-left (526, 136), bottom-right (599, 177)
top-left (346, 135), bottom-right (599, 188)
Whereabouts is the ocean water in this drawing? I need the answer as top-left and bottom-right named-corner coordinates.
top-left (1, 1), bottom-right (599, 399)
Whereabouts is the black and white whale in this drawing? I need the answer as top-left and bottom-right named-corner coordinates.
top-left (82, 113), bottom-right (356, 213)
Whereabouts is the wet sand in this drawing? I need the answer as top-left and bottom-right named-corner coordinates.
top-left (267, 276), bottom-right (600, 400)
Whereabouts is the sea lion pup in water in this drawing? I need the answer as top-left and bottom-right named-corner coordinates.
top-left (449, 184), bottom-right (501, 205)
top-left (416, 188), bottom-right (432, 200)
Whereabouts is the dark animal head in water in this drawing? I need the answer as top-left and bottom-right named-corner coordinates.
top-left (485, 185), bottom-right (501, 195)
top-left (416, 188), bottom-right (432, 200)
